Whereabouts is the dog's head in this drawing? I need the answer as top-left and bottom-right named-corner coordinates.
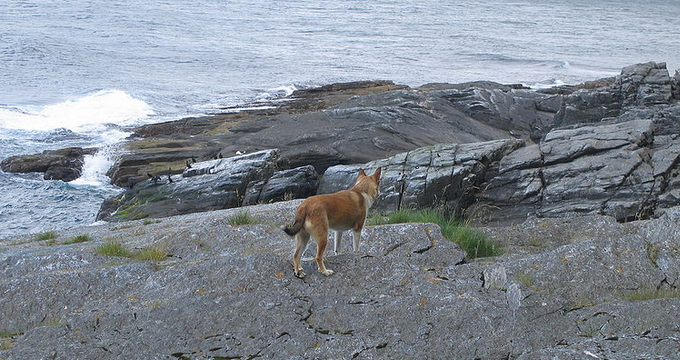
top-left (354, 167), bottom-right (381, 199)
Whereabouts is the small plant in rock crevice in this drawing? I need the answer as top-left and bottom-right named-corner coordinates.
top-left (95, 242), bottom-right (168, 262)
top-left (95, 242), bottom-right (133, 257)
top-left (368, 209), bottom-right (502, 258)
top-left (227, 210), bottom-right (258, 226)
top-left (62, 234), bottom-right (92, 245)
top-left (134, 247), bottom-right (169, 261)
top-left (621, 288), bottom-right (680, 301)
top-left (35, 231), bottom-right (57, 241)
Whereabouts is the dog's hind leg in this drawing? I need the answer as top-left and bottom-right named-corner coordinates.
top-left (333, 231), bottom-right (343, 255)
top-left (352, 230), bottom-right (362, 252)
top-left (293, 232), bottom-right (310, 278)
top-left (311, 228), bottom-right (334, 276)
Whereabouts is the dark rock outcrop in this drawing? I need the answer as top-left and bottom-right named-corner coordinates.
top-left (554, 61), bottom-right (675, 128)
top-left (319, 63), bottom-right (680, 225)
top-left (98, 150), bottom-right (322, 222)
top-left (106, 80), bottom-right (559, 187)
top-left (319, 139), bottom-right (524, 215)
top-left (97, 149), bottom-right (282, 221)
top-left (1, 201), bottom-right (679, 359)
top-left (320, 117), bottom-right (679, 224)
top-left (0, 147), bottom-right (97, 182)
top-left (243, 165), bottom-right (319, 206)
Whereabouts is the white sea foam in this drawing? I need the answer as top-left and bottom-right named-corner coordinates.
top-left (268, 85), bottom-right (297, 97)
top-left (255, 85), bottom-right (298, 101)
top-left (528, 78), bottom-right (567, 90)
top-left (0, 89), bottom-right (154, 133)
top-left (0, 90), bottom-right (153, 188)
top-left (70, 145), bottom-right (122, 187)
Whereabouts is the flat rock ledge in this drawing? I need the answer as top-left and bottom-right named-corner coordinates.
top-left (1, 202), bottom-right (679, 359)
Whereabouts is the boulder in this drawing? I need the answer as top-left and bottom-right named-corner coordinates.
top-left (0, 147), bottom-right (97, 182)
top-left (618, 61), bottom-right (673, 106)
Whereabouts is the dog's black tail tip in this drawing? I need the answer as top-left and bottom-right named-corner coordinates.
top-left (282, 225), bottom-right (295, 236)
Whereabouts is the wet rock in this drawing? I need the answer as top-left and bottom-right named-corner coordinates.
top-left (0, 147), bottom-right (97, 182)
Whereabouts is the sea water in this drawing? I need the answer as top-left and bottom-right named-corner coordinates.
top-left (1, 0), bottom-right (679, 238)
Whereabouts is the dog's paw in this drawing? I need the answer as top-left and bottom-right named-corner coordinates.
top-left (294, 270), bottom-right (306, 279)
top-left (321, 269), bottom-right (334, 276)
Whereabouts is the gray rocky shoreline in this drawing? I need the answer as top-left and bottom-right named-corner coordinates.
top-left (1, 62), bottom-right (680, 359)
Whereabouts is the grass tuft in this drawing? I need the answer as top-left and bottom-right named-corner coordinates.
top-left (369, 209), bottom-right (502, 258)
top-left (62, 234), bottom-right (92, 245)
top-left (134, 247), bottom-right (169, 261)
top-left (95, 242), bottom-right (168, 262)
top-left (35, 231), bottom-right (57, 241)
top-left (227, 210), bottom-right (257, 226)
top-left (95, 242), bottom-right (133, 258)
top-left (621, 288), bottom-right (680, 302)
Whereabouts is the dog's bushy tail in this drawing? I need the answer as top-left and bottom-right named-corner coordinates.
top-left (282, 210), bottom-right (305, 236)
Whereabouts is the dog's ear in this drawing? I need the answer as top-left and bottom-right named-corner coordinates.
top-left (372, 167), bottom-right (382, 181)
top-left (358, 168), bottom-right (367, 177)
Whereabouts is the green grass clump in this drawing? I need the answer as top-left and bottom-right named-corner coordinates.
top-left (134, 247), bottom-right (168, 261)
top-left (227, 210), bottom-right (257, 226)
top-left (95, 242), bottom-right (168, 262)
top-left (95, 242), bottom-right (133, 258)
top-left (621, 288), bottom-right (680, 302)
top-left (35, 231), bottom-right (57, 241)
top-left (369, 209), bottom-right (502, 259)
top-left (62, 234), bottom-right (92, 245)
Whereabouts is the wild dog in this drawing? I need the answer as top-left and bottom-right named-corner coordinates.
top-left (282, 168), bottom-right (381, 278)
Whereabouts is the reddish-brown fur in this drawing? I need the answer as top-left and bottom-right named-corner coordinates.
top-left (283, 168), bottom-right (381, 277)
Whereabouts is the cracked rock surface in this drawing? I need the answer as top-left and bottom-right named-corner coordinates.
top-left (2, 202), bottom-right (679, 359)
top-left (321, 117), bottom-right (679, 225)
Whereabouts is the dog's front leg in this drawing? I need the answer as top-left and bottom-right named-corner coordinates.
top-left (333, 231), bottom-right (343, 255)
